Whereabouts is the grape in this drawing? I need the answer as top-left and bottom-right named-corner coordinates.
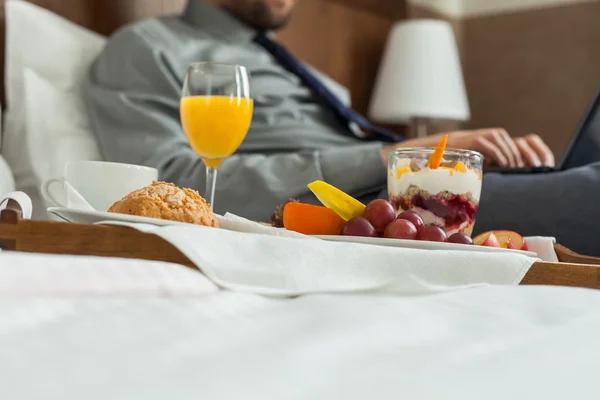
top-left (416, 226), bottom-right (447, 242)
top-left (447, 232), bottom-right (474, 245)
top-left (383, 219), bottom-right (418, 240)
top-left (363, 199), bottom-right (396, 232)
top-left (397, 211), bottom-right (424, 230)
top-left (342, 217), bottom-right (378, 237)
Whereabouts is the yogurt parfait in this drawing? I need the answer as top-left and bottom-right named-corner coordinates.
top-left (388, 138), bottom-right (483, 236)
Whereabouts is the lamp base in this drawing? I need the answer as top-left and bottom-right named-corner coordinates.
top-left (409, 118), bottom-right (430, 139)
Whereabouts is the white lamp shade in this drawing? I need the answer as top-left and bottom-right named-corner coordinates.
top-left (369, 19), bottom-right (470, 124)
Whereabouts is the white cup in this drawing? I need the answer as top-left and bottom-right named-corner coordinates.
top-left (41, 161), bottom-right (159, 212)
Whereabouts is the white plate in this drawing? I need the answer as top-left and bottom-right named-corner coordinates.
top-left (48, 207), bottom-right (537, 257)
top-left (47, 207), bottom-right (220, 227)
top-left (314, 235), bottom-right (538, 257)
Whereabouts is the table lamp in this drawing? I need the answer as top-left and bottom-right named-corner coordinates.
top-left (369, 19), bottom-right (470, 138)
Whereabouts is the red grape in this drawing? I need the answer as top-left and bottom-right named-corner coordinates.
top-left (342, 217), bottom-right (378, 237)
top-left (384, 219), bottom-right (418, 240)
top-left (416, 226), bottom-right (447, 242)
top-left (363, 199), bottom-right (396, 232)
top-left (397, 211), bottom-right (424, 230)
top-left (447, 232), bottom-right (474, 245)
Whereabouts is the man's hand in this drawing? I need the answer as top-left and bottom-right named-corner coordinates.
top-left (382, 129), bottom-right (555, 168)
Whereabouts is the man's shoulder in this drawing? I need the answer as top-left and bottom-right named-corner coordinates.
top-left (106, 15), bottom-right (213, 53)
top-left (86, 16), bottom-right (191, 90)
top-left (89, 15), bottom-right (218, 87)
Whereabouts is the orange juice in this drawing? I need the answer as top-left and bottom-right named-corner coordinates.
top-left (180, 96), bottom-right (254, 168)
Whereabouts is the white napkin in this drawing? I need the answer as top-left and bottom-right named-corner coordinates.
top-left (111, 216), bottom-right (539, 297)
top-left (0, 191), bottom-right (32, 220)
top-left (218, 212), bottom-right (310, 238)
top-left (524, 236), bottom-right (559, 262)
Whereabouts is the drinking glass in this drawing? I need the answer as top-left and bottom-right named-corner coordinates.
top-left (180, 62), bottom-right (253, 209)
top-left (388, 148), bottom-right (483, 236)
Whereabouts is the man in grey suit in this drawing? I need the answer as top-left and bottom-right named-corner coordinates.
top-left (83, 0), bottom-right (600, 254)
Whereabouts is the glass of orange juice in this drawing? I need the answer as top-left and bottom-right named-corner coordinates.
top-left (180, 62), bottom-right (253, 210)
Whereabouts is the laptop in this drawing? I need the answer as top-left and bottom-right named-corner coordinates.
top-left (484, 85), bottom-right (600, 174)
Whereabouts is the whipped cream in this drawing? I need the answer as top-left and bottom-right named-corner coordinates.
top-left (388, 163), bottom-right (482, 202)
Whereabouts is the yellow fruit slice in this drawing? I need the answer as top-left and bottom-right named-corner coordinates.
top-left (454, 161), bottom-right (467, 172)
top-left (428, 134), bottom-right (448, 169)
top-left (308, 180), bottom-right (366, 221)
top-left (395, 166), bottom-right (412, 178)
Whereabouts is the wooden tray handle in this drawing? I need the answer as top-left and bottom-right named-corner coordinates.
top-left (555, 243), bottom-right (600, 266)
top-left (0, 201), bottom-right (22, 224)
top-left (0, 214), bottom-right (195, 267)
top-left (2, 215), bottom-right (600, 289)
top-left (0, 206), bottom-right (21, 250)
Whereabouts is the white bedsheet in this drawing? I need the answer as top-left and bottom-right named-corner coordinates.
top-left (0, 252), bottom-right (218, 297)
top-left (1, 285), bottom-right (600, 399)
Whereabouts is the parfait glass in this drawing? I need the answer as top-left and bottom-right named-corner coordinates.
top-left (387, 148), bottom-right (484, 235)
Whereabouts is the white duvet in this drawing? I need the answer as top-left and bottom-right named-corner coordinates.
top-left (1, 272), bottom-right (600, 398)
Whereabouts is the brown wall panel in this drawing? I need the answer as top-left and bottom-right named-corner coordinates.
top-left (407, 1), bottom-right (600, 155)
top-left (464, 1), bottom-right (600, 155)
top-left (325, 0), bottom-right (404, 19)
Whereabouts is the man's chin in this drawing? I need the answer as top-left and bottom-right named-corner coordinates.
top-left (250, 3), bottom-right (293, 31)
top-left (267, 17), bottom-right (291, 31)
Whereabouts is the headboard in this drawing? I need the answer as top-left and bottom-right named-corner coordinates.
top-left (0, 0), bottom-right (404, 113)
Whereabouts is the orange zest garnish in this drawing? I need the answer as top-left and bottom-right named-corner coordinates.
top-left (439, 167), bottom-right (454, 176)
top-left (395, 167), bottom-right (411, 178)
top-left (454, 161), bottom-right (468, 172)
top-left (427, 134), bottom-right (448, 169)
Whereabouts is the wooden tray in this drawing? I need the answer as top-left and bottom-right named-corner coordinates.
top-left (1, 203), bottom-right (600, 289)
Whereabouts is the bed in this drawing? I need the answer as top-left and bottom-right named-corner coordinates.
top-left (1, 2), bottom-right (600, 398)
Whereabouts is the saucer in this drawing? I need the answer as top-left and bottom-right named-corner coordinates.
top-left (47, 207), bottom-right (224, 227)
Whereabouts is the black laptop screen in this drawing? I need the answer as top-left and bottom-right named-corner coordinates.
top-left (561, 87), bottom-right (600, 170)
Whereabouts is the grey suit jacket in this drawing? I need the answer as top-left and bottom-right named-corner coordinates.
top-left (82, 0), bottom-right (387, 221)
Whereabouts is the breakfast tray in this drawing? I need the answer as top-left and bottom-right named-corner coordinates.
top-left (1, 202), bottom-right (600, 289)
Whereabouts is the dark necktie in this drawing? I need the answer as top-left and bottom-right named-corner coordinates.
top-left (254, 33), bottom-right (403, 143)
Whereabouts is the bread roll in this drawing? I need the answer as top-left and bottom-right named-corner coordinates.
top-left (108, 181), bottom-right (219, 227)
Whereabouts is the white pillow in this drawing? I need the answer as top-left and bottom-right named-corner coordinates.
top-left (1, 0), bottom-right (106, 208)
top-left (24, 69), bottom-right (102, 183)
top-left (0, 155), bottom-right (15, 197)
top-left (0, 111), bottom-right (11, 197)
